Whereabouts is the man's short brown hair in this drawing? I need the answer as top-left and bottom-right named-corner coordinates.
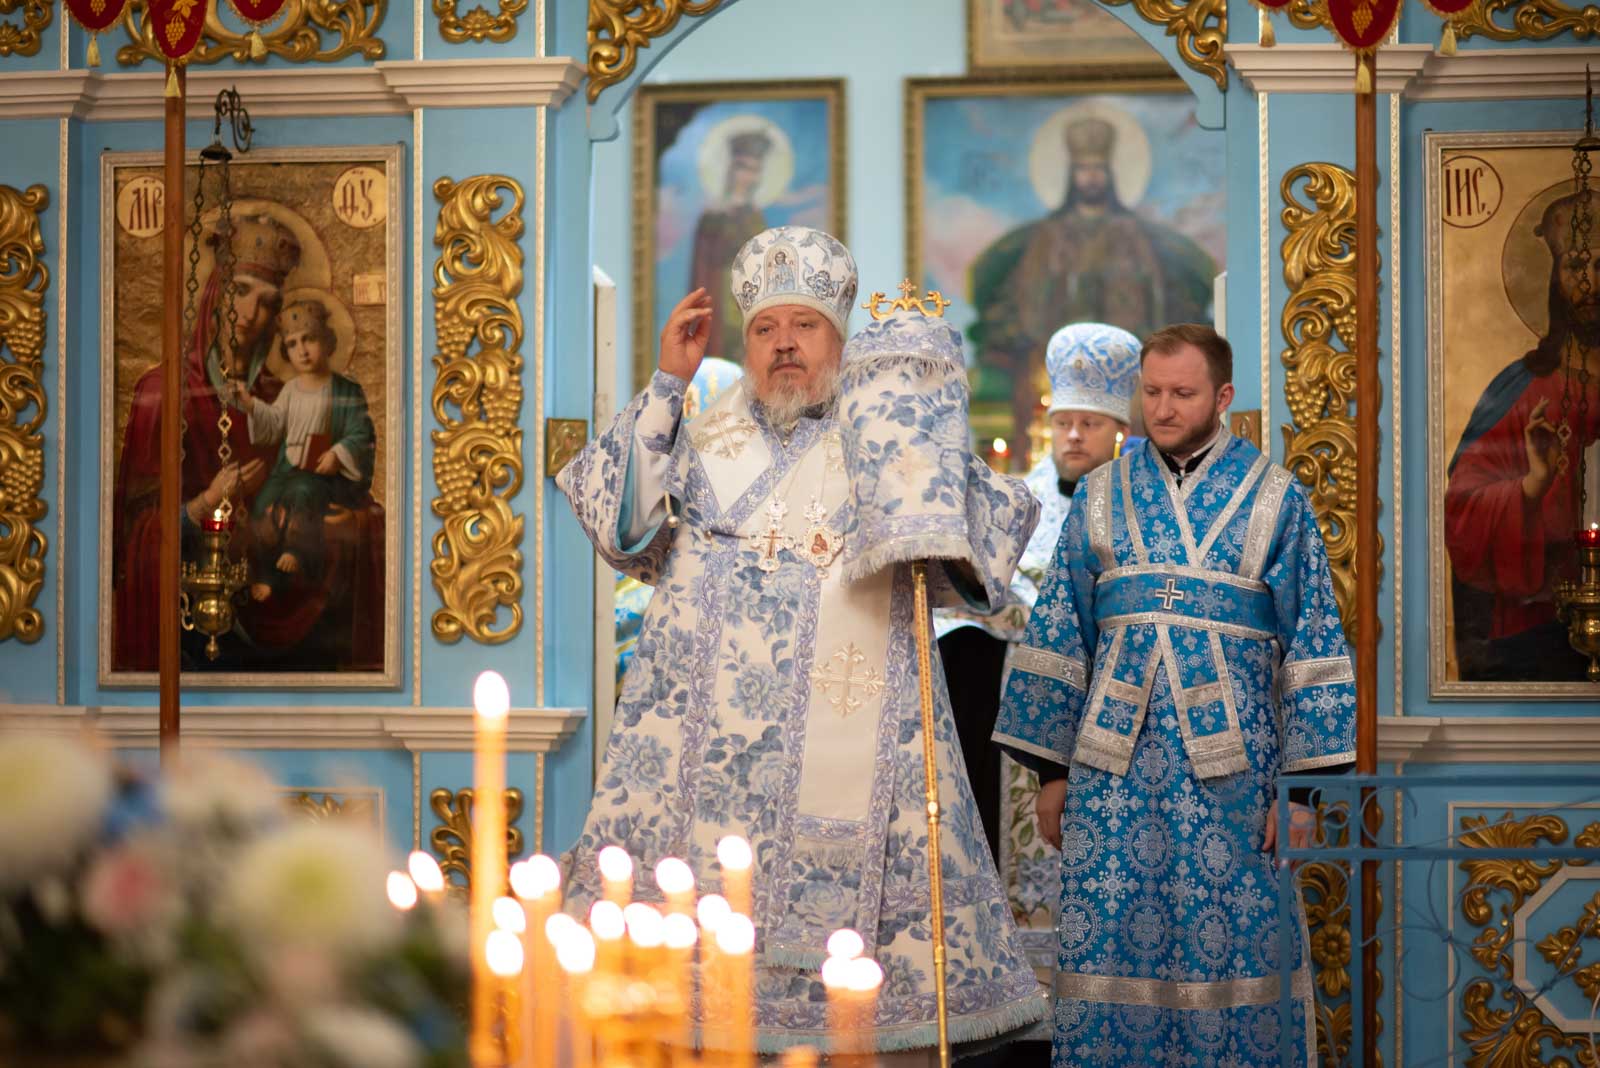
top-left (1140, 323), bottom-right (1232, 387)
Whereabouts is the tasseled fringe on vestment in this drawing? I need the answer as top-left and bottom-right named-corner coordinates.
top-left (841, 536), bottom-right (973, 585)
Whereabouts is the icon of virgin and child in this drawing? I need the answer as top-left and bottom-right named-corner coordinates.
top-left (111, 209), bottom-right (386, 676)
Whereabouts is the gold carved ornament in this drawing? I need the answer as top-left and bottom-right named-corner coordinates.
top-left (0, 0), bottom-right (53, 57)
top-left (1297, 800), bottom-right (1385, 1067)
top-left (0, 184), bottom-right (49, 646)
top-left (1453, 0), bottom-right (1599, 42)
top-left (1458, 812), bottom-right (1600, 1065)
top-left (430, 175), bottom-right (526, 646)
top-left (1095, 0), bottom-right (1228, 91)
top-left (587, 0), bottom-right (725, 103)
top-left (285, 790), bottom-right (378, 824)
top-left (1279, 162), bottom-right (1381, 644)
top-left (435, 0), bottom-right (525, 43)
top-left (116, 0), bottom-right (385, 65)
top-left (428, 786), bottom-right (524, 894)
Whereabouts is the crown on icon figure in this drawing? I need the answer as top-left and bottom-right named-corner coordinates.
top-left (212, 213), bottom-right (301, 288)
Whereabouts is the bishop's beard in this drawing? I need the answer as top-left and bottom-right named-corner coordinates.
top-left (753, 362), bottom-right (841, 431)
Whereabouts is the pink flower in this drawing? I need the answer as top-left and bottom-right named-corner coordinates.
top-left (81, 837), bottom-right (179, 939)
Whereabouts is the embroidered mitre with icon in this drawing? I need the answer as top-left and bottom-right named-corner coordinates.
top-left (729, 224), bottom-right (859, 339)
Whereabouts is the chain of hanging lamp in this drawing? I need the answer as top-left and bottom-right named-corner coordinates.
top-left (1564, 69), bottom-right (1597, 523)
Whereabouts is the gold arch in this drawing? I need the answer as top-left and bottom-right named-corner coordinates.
top-left (588, 0), bottom-right (727, 103)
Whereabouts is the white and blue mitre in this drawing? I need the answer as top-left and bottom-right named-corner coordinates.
top-left (838, 308), bottom-right (1039, 602)
top-left (1045, 321), bottom-right (1141, 420)
top-left (730, 225), bottom-right (858, 340)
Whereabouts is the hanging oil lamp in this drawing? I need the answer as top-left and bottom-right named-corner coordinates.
top-left (179, 86), bottom-right (253, 661)
top-left (1553, 66), bottom-right (1600, 681)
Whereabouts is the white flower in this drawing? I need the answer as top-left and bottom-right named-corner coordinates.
top-left (0, 733), bottom-right (113, 890)
top-left (163, 752), bottom-right (283, 835)
top-left (220, 822), bottom-right (398, 960)
top-left (302, 1005), bottom-right (420, 1068)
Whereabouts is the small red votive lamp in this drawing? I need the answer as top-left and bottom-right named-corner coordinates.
top-left (1579, 523), bottom-right (1600, 548)
top-left (203, 508), bottom-right (229, 533)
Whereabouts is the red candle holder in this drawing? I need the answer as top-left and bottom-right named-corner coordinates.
top-left (1579, 525), bottom-right (1600, 548)
top-left (202, 510), bottom-right (232, 533)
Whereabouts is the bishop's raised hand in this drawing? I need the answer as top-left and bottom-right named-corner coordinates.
top-left (659, 288), bottom-right (713, 382)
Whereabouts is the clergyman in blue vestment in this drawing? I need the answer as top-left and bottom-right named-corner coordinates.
top-left (995, 323), bottom-right (1356, 1067)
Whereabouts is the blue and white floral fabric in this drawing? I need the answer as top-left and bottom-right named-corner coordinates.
top-left (994, 428), bottom-right (1356, 1067)
top-left (1045, 322), bottom-right (1141, 420)
top-left (555, 358), bottom-right (1048, 1054)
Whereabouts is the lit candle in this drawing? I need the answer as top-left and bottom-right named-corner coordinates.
top-left (662, 911), bottom-right (698, 1052)
top-left (510, 855), bottom-right (561, 1068)
top-left (408, 850), bottom-right (446, 904)
top-left (1580, 522), bottom-right (1600, 548)
top-left (845, 957), bottom-right (884, 1064)
top-left (822, 954), bottom-right (855, 1062)
top-left (486, 928), bottom-right (525, 978)
top-left (203, 506), bottom-right (228, 532)
top-left (589, 899), bottom-right (627, 976)
top-left (716, 836), bottom-right (753, 920)
top-left (654, 857), bottom-right (696, 916)
top-left (697, 893), bottom-right (731, 1036)
top-left (715, 912), bottom-right (756, 1068)
top-left (597, 845), bottom-right (634, 906)
top-left (470, 670), bottom-right (511, 1068)
top-left (386, 871), bottom-right (418, 911)
top-left (553, 920), bottom-right (596, 1068)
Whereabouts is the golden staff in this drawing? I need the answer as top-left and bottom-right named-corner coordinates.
top-left (862, 280), bottom-right (955, 1068)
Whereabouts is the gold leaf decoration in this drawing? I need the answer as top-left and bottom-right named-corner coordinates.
top-left (427, 786), bottom-right (524, 895)
top-left (435, 0), bottom-right (526, 43)
top-left (1287, 0), bottom-right (1331, 27)
top-left (117, 0), bottom-right (386, 65)
top-left (1095, 0), bottom-right (1227, 91)
top-left (430, 175), bottom-right (525, 646)
top-left (1278, 162), bottom-right (1382, 643)
top-left (1458, 812), bottom-right (1600, 1065)
top-left (1454, 0), bottom-right (1599, 42)
top-left (588, 0), bottom-right (725, 103)
top-left (0, 183), bottom-right (49, 646)
top-left (285, 790), bottom-right (378, 825)
top-left (1299, 799), bottom-right (1384, 1067)
top-left (0, 0), bottom-right (52, 57)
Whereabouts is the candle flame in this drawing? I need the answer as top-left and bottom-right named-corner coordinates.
top-left (663, 912), bottom-right (699, 950)
top-left (486, 928), bottom-right (525, 977)
top-left (820, 955), bottom-right (853, 990)
top-left (492, 895), bottom-right (526, 934)
top-left (845, 956), bottom-right (884, 993)
top-left (624, 902), bottom-right (666, 947)
top-left (545, 912), bottom-right (581, 944)
top-left (654, 856), bottom-right (696, 896)
top-left (714, 912), bottom-right (756, 955)
top-left (716, 835), bottom-right (753, 871)
top-left (472, 670), bottom-right (511, 721)
top-left (407, 850), bottom-right (445, 893)
top-left (597, 844), bottom-right (634, 885)
top-left (510, 854), bottom-right (562, 900)
top-left (825, 928), bottom-right (864, 961)
top-left (386, 871), bottom-right (418, 910)
top-left (589, 900), bottom-right (627, 941)
top-left (555, 927), bottom-right (597, 975)
top-left (697, 893), bottom-right (732, 933)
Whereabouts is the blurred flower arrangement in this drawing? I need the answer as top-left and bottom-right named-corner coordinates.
top-left (0, 733), bottom-right (471, 1068)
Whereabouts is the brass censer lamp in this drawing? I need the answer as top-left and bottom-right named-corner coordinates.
top-left (1554, 67), bottom-right (1600, 681)
top-left (179, 86), bottom-right (255, 661)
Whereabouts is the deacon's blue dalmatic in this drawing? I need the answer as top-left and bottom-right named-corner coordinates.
top-left (995, 428), bottom-right (1356, 1067)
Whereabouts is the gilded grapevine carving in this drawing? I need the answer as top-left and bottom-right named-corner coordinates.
top-left (0, 183), bottom-right (49, 645)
